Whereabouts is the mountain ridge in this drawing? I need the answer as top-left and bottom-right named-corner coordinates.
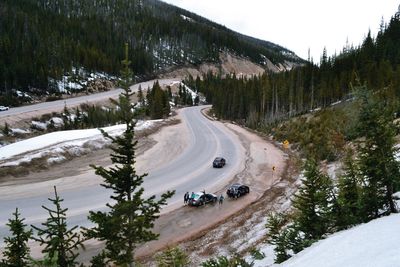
top-left (0, 0), bottom-right (303, 95)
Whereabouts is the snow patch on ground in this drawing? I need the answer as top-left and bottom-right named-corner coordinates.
top-left (330, 100), bottom-right (342, 106)
top-left (31, 121), bottom-right (48, 130)
top-left (49, 117), bottom-right (64, 126)
top-left (326, 161), bottom-right (342, 181)
top-left (10, 128), bottom-right (31, 135)
top-left (395, 144), bottom-right (400, 161)
top-left (274, 213), bottom-right (400, 267)
top-left (0, 120), bottom-right (160, 165)
top-left (47, 156), bottom-right (66, 164)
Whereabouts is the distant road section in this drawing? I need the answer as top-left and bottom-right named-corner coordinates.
top-left (0, 79), bottom-right (178, 123)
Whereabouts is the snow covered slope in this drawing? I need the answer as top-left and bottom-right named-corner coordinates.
top-left (275, 213), bottom-right (400, 267)
top-left (0, 120), bottom-right (161, 163)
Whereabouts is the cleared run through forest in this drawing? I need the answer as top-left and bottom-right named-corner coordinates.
top-left (0, 105), bottom-right (244, 244)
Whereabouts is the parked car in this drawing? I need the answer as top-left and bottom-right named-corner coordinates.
top-left (226, 183), bottom-right (250, 198)
top-left (213, 157), bottom-right (226, 168)
top-left (188, 192), bottom-right (218, 206)
top-left (0, 106), bottom-right (9, 111)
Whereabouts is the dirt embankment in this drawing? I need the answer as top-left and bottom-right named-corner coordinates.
top-left (158, 52), bottom-right (266, 80)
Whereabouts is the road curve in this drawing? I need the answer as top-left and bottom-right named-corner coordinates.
top-left (0, 106), bottom-right (244, 243)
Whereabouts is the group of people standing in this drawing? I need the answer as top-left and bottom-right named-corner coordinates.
top-left (183, 191), bottom-right (192, 204)
top-left (183, 191), bottom-right (224, 205)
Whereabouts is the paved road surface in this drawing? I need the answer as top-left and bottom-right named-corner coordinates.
top-left (0, 106), bottom-right (243, 243)
top-left (0, 79), bottom-right (178, 118)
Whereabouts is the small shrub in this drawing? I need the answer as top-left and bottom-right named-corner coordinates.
top-left (155, 247), bottom-right (190, 267)
top-left (45, 95), bottom-right (62, 102)
top-left (249, 247), bottom-right (265, 260)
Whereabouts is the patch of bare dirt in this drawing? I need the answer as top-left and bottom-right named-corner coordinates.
top-left (158, 52), bottom-right (265, 80)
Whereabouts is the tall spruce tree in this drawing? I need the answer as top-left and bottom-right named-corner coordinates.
top-left (265, 213), bottom-right (290, 263)
top-left (356, 88), bottom-right (400, 218)
top-left (336, 149), bottom-right (362, 228)
top-left (292, 158), bottom-right (333, 240)
top-left (2, 208), bottom-right (32, 267)
top-left (137, 85), bottom-right (145, 107)
top-left (86, 44), bottom-right (174, 266)
top-left (31, 186), bottom-right (84, 267)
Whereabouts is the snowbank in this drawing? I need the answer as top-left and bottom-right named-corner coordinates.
top-left (0, 120), bottom-right (160, 161)
top-left (267, 213), bottom-right (400, 267)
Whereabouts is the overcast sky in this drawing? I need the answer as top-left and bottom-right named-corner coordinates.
top-left (162, 0), bottom-right (399, 62)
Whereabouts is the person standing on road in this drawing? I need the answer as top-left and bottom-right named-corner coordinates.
top-left (184, 192), bottom-right (189, 204)
top-left (219, 194), bottom-right (224, 205)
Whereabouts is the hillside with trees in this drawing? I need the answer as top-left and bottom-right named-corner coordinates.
top-left (188, 13), bottom-right (400, 125)
top-left (0, 0), bottom-right (302, 97)
top-left (184, 11), bottom-right (400, 264)
top-left (185, 13), bottom-right (400, 162)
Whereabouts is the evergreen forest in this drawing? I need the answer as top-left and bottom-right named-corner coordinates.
top-left (187, 14), bottom-right (400, 126)
top-left (0, 0), bottom-right (301, 94)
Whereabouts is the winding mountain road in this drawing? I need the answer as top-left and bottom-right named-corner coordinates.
top-left (0, 79), bottom-right (178, 125)
top-left (0, 105), bottom-right (245, 243)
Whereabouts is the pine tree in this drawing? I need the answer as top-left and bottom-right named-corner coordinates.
top-left (356, 88), bottom-right (400, 218)
top-left (150, 81), bottom-right (165, 119)
top-left (292, 158), bottom-right (333, 240)
top-left (86, 44), bottom-right (174, 266)
top-left (2, 208), bottom-right (32, 267)
top-left (155, 247), bottom-right (190, 267)
top-left (62, 104), bottom-right (71, 130)
top-left (137, 85), bottom-right (144, 107)
top-left (31, 186), bottom-right (84, 267)
top-left (89, 251), bottom-right (107, 267)
top-left (2, 122), bottom-right (10, 136)
top-left (194, 95), bottom-right (200, 106)
top-left (265, 213), bottom-right (290, 263)
top-left (336, 149), bottom-right (362, 228)
top-left (201, 255), bottom-right (253, 267)
top-left (265, 213), bottom-right (308, 263)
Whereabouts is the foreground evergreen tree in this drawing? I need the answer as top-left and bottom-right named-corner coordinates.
top-left (265, 213), bottom-right (308, 263)
top-left (31, 186), bottom-right (84, 267)
top-left (356, 88), bottom-right (400, 218)
top-left (292, 159), bottom-right (333, 240)
top-left (89, 251), bottom-right (107, 267)
top-left (265, 213), bottom-right (290, 263)
top-left (336, 149), bottom-right (362, 228)
top-left (86, 44), bottom-right (174, 266)
top-left (2, 208), bottom-right (32, 267)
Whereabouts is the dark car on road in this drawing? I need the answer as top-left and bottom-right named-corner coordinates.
top-left (226, 183), bottom-right (250, 198)
top-left (188, 192), bottom-right (218, 206)
top-left (213, 157), bottom-right (226, 168)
